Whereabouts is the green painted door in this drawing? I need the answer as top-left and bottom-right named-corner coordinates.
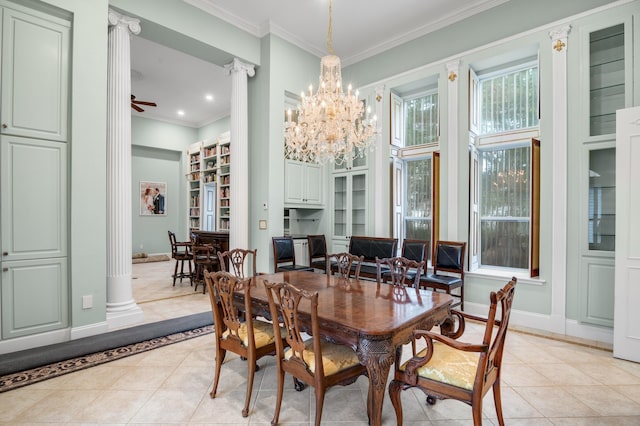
top-left (1, 136), bottom-right (68, 339)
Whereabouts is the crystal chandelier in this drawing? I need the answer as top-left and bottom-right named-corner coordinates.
top-left (284, 0), bottom-right (377, 165)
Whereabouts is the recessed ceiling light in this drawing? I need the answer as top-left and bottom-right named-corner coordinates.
top-left (177, 110), bottom-right (185, 116)
top-left (205, 94), bottom-right (214, 102)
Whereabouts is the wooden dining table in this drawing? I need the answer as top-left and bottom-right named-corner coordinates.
top-left (247, 271), bottom-right (454, 426)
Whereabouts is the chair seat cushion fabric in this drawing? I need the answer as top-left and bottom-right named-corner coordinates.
top-left (222, 320), bottom-right (277, 348)
top-left (421, 274), bottom-right (462, 287)
top-left (284, 340), bottom-right (361, 376)
top-left (400, 342), bottom-right (479, 390)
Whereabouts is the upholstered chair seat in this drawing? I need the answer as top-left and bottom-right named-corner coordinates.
top-left (284, 339), bottom-right (362, 375)
top-left (400, 342), bottom-right (480, 391)
top-left (222, 320), bottom-right (278, 348)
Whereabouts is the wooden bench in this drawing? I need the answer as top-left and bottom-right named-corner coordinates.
top-left (346, 236), bottom-right (398, 280)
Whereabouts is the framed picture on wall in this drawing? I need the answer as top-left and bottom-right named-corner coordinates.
top-left (140, 181), bottom-right (167, 216)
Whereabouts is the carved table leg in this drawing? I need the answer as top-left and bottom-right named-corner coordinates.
top-left (358, 337), bottom-right (395, 426)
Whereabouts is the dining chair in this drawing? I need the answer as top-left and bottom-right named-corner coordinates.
top-left (419, 241), bottom-right (466, 309)
top-left (388, 277), bottom-right (517, 426)
top-left (397, 239), bottom-right (429, 278)
top-left (204, 271), bottom-right (280, 418)
top-left (217, 248), bottom-right (257, 278)
top-left (272, 236), bottom-right (314, 272)
top-left (376, 256), bottom-right (425, 288)
top-left (192, 240), bottom-right (220, 293)
top-left (167, 230), bottom-right (193, 286)
top-left (326, 252), bottom-right (363, 279)
top-left (307, 234), bottom-right (329, 272)
top-left (264, 280), bottom-right (368, 426)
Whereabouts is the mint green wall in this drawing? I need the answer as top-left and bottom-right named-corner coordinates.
top-left (198, 116), bottom-right (230, 141)
top-left (132, 146), bottom-right (183, 255)
top-left (249, 34), bottom-right (324, 272)
top-left (131, 116), bottom-right (197, 252)
top-left (344, 0), bottom-right (619, 85)
top-left (109, 0), bottom-right (260, 68)
top-left (39, 0), bottom-right (109, 328)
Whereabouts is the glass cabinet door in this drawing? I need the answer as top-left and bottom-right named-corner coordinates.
top-left (334, 175), bottom-right (347, 237)
top-left (351, 173), bottom-right (367, 236)
top-left (589, 24), bottom-right (625, 136)
top-left (588, 147), bottom-right (615, 251)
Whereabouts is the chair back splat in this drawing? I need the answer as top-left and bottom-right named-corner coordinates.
top-left (327, 252), bottom-right (363, 279)
top-left (388, 277), bottom-right (517, 426)
top-left (217, 248), bottom-right (257, 278)
top-left (376, 256), bottom-right (424, 288)
top-left (204, 271), bottom-right (280, 418)
top-left (264, 280), bottom-right (367, 425)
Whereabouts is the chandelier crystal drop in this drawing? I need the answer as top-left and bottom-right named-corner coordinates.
top-left (284, 0), bottom-right (377, 165)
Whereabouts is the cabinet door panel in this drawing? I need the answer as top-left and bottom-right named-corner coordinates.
top-left (1, 137), bottom-right (67, 260)
top-left (284, 160), bottom-right (305, 204)
top-left (1, 7), bottom-right (69, 141)
top-left (304, 163), bottom-right (323, 204)
top-left (1, 257), bottom-right (68, 339)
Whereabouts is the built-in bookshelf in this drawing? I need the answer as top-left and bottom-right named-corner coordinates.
top-left (185, 131), bottom-right (231, 233)
top-left (218, 133), bottom-right (231, 231)
top-left (187, 143), bottom-right (202, 232)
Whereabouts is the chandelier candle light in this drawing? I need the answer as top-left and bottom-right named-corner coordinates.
top-left (284, 0), bottom-right (377, 165)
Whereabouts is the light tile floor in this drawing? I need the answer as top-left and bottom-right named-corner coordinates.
top-left (1, 260), bottom-right (640, 425)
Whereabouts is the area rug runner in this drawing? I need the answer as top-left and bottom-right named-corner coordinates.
top-left (0, 314), bottom-right (214, 393)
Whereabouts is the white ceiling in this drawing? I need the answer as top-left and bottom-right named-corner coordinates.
top-left (130, 0), bottom-right (509, 127)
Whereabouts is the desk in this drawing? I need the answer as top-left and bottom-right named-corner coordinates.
top-left (249, 271), bottom-right (453, 426)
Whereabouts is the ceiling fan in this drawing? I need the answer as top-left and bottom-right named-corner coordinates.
top-left (131, 94), bottom-right (157, 112)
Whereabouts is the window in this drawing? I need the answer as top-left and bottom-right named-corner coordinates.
top-left (404, 92), bottom-right (439, 146)
top-left (479, 145), bottom-right (530, 268)
top-left (405, 158), bottom-right (432, 246)
top-left (470, 60), bottom-right (540, 275)
top-left (479, 65), bottom-right (538, 135)
top-left (391, 84), bottom-right (440, 258)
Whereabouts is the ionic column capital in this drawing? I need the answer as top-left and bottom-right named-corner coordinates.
top-left (225, 58), bottom-right (255, 78)
top-left (108, 9), bottom-right (141, 35)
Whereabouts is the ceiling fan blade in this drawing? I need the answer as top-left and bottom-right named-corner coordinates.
top-left (133, 100), bottom-right (157, 107)
top-left (131, 103), bottom-right (144, 112)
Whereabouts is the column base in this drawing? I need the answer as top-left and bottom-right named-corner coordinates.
top-left (106, 304), bottom-right (144, 330)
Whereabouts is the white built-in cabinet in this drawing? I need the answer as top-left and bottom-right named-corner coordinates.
top-left (0, 2), bottom-right (70, 339)
top-left (284, 159), bottom-right (323, 207)
top-left (574, 14), bottom-right (631, 328)
top-left (331, 170), bottom-right (368, 252)
top-left (1, 4), bottom-right (69, 141)
top-left (186, 132), bottom-right (231, 233)
top-left (293, 238), bottom-right (310, 267)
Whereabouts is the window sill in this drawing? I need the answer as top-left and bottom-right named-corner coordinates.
top-left (466, 269), bottom-right (546, 286)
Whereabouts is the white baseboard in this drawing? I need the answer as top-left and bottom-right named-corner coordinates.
top-left (463, 301), bottom-right (613, 347)
top-left (0, 328), bottom-right (70, 355)
top-left (70, 321), bottom-right (109, 340)
top-left (106, 306), bottom-right (144, 330)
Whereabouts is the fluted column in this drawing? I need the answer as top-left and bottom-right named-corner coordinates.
top-left (224, 58), bottom-right (255, 251)
top-left (106, 9), bottom-right (143, 327)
